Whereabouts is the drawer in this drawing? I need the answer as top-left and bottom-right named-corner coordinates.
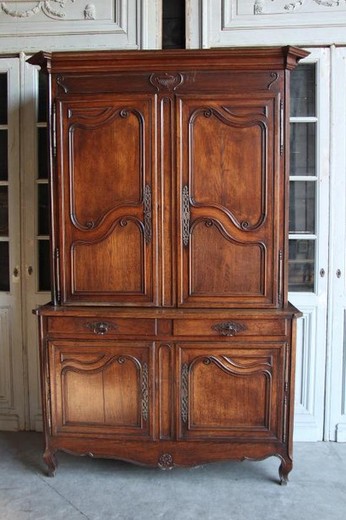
top-left (173, 318), bottom-right (287, 338)
top-left (47, 316), bottom-right (156, 337)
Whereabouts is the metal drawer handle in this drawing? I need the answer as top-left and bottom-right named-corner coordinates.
top-left (85, 321), bottom-right (117, 335)
top-left (212, 321), bottom-right (246, 337)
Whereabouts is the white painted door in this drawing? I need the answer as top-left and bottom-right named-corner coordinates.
top-left (0, 58), bottom-right (26, 430)
top-left (288, 48), bottom-right (330, 441)
top-left (326, 46), bottom-right (346, 442)
top-left (21, 57), bottom-right (52, 431)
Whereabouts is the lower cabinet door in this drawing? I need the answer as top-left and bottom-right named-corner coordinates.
top-left (48, 340), bottom-right (153, 438)
top-left (177, 342), bottom-right (287, 441)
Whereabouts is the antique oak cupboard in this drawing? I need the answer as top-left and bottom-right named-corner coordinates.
top-left (29, 47), bottom-right (307, 483)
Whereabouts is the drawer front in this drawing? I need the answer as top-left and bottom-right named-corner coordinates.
top-left (47, 317), bottom-right (156, 337)
top-left (173, 318), bottom-right (287, 338)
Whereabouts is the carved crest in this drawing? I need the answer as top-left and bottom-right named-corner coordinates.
top-left (149, 72), bottom-right (184, 92)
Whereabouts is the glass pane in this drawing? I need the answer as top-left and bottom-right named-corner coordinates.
top-left (0, 186), bottom-right (8, 236)
top-left (289, 181), bottom-right (315, 234)
top-left (288, 239), bottom-right (315, 292)
top-left (38, 240), bottom-right (51, 291)
top-left (0, 130), bottom-right (8, 181)
top-left (0, 73), bottom-right (7, 125)
top-left (290, 123), bottom-right (316, 176)
top-left (0, 241), bottom-right (10, 291)
top-left (38, 127), bottom-right (48, 179)
top-left (38, 184), bottom-right (49, 236)
top-left (38, 71), bottom-right (48, 123)
top-left (290, 64), bottom-right (316, 117)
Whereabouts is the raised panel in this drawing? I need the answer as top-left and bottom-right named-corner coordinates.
top-left (190, 221), bottom-right (264, 296)
top-left (72, 219), bottom-right (144, 294)
top-left (178, 343), bottom-right (286, 440)
top-left (190, 106), bottom-right (266, 228)
top-left (69, 107), bottom-right (143, 228)
top-left (50, 341), bottom-right (152, 437)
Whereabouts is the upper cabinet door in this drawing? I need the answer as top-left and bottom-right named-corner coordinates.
top-left (177, 90), bottom-right (283, 308)
top-left (56, 95), bottom-right (158, 306)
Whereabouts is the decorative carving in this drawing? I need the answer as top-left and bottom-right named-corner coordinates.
top-left (84, 321), bottom-right (117, 335)
top-left (181, 363), bottom-right (189, 423)
top-left (141, 362), bottom-right (149, 422)
top-left (203, 108), bottom-right (213, 118)
top-left (84, 3), bottom-right (95, 19)
top-left (268, 72), bottom-right (279, 89)
top-left (182, 185), bottom-right (190, 247)
top-left (144, 184), bottom-right (152, 245)
top-left (254, 0), bottom-right (343, 14)
top-left (158, 453), bottom-right (174, 470)
top-left (149, 73), bottom-right (184, 92)
top-left (212, 321), bottom-right (246, 337)
top-left (1, 1), bottom-right (76, 19)
top-left (119, 109), bottom-right (129, 119)
top-left (56, 75), bottom-right (68, 94)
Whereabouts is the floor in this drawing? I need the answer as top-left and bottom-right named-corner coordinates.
top-left (0, 433), bottom-right (345, 520)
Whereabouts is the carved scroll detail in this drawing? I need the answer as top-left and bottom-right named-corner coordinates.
top-left (182, 185), bottom-right (190, 247)
top-left (141, 362), bottom-right (149, 422)
top-left (144, 184), bottom-right (152, 245)
top-left (181, 363), bottom-right (189, 423)
top-left (56, 75), bottom-right (68, 94)
top-left (268, 72), bottom-right (279, 89)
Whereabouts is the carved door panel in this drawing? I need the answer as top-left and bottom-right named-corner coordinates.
top-left (56, 96), bottom-right (157, 305)
top-left (177, 94), bottom-right (282, 308)
top-left (48, 340), bottom-right (153, 437)
top-left (177, 342), bottom-right (287, 441)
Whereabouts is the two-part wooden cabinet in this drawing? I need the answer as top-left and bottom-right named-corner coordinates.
top-left (29, 47), bottom-right (307, 483)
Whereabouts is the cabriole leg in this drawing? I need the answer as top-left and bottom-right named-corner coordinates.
top-left (43, 449), bottom-right (58, 477)
top-left (278, 454), bottom-right (293, 485)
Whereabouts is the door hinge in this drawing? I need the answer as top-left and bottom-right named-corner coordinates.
top-left (182, 186), bottom-right (190, 247)
top-left (52, 101), bottom-right (57, 158)
top-left (144, 184), bottom-right (152, 245)
top-left (54, 247), bottom-right (61, 305)
top-left (278, 250), bottom-right (283, 306)
top-left (280, 100), bottom-right (284, 156)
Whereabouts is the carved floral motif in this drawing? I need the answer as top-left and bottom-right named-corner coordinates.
top-left (0, 1), bottom-right (96, 20)
top-left (254, 0), bottom-right (345, 13)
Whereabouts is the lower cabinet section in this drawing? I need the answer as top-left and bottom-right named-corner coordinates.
top-left (37, 306), bottom-right (299, 484)
top-left (49, 341), bottom-right (153, 438)
top-left (178, 343), bottom-right (286, 441)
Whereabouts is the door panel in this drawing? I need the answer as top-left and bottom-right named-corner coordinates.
top-left (57, 97), bottom-right (157, 305)
top-left (49, 341), bottom-right (153, 437)
top-left (0, 59), bottom-right (25, 430)
top-left (177, 342), bottom-right (286, 440)
top-left (177, 95), bottom-right (281, 308)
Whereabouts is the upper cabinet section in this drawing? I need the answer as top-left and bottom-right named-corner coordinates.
top-left (186, 0), bottom-right (346, 48)
top-left (28, 47), bottom-right (307, 308)
top-left (0, 1), bottom-right (161, 52)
